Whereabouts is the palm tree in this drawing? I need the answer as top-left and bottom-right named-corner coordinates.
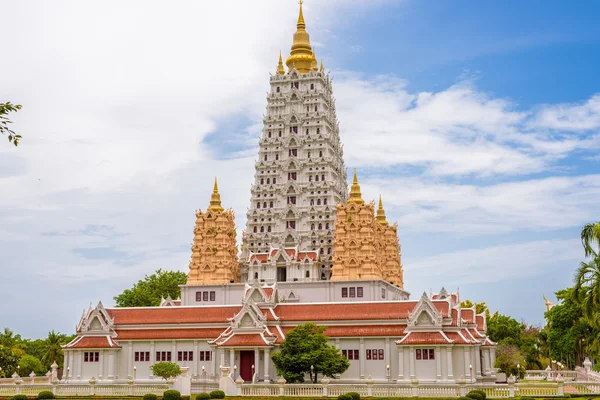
top-left (581, 222), bottom-right (600, 257)
top-left (42, 331), bottom-right (64, 367)
top-left (573, 256), bottom-right (600, 325)
top-left (0, 328), bottom-right (25, 356)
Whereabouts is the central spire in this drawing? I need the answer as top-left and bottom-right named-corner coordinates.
top-left (208, 178), bottom-right (225, 212)
top-left (286, 0), bottom-right (315, 73)
top-left (376, 195), bottom-right (389, 226)
top-left (348, 169), bottom-right (365, 205)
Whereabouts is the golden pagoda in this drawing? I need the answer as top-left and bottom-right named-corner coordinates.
top-left (187, 178), bottom-right (240, 285)
top-left (286, 1), bottom-right (316, 73)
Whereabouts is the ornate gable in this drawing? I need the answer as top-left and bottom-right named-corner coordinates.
top-left (80, 302), bottom-right (114, 333)
top-left (407, 293), bottom-right (443, 329)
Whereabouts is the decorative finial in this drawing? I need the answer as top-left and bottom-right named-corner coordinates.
top-left (320, 59), bottom-right (324, 72)
top-left (208, 177), bottom-right (225, 212)
top-left (277, 51), bottom-right (285, 75)
top-left (376, 195), bottom-right (389, 225)
top-left (348, 169), bottom-right (364, 205)
top-left (286, 0), bottom-right (314, 73)
top-left (311, 48), bottom-right (318, 71)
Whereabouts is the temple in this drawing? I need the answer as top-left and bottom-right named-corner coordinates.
top-left (63, 3), bottom-right (496, 387)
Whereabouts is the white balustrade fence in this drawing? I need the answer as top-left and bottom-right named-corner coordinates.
top-left (0, 382), bottom-right (170, 397)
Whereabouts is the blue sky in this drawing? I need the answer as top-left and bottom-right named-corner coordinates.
top-left (1, 0), bottom-right (599, 338)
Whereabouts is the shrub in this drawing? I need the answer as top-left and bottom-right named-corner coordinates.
top-left (347, 392), bottom-right (360, 400)
top-left (209, 390), bottom-right (225, 399)
top-left (37, 391), bottom-right (55, 400)
top-left (143, 394), bottom-right (158, 400)
top-left (181, 396), bottom-right (190, 400)
top-left (163, 390), bottom-right (181, 400)
top-left (12, 396), bottom-right (29, 400)
top-left (469, 390), bottom-right (487, 400)
top-left (196, 394), bottom-right (211, 400)
top-left (337, 395), bottom-right (352, 400)
top-left (466, 391), bottom-right (484, 400)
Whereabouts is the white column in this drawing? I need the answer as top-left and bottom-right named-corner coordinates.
top-left (359, 338), bottom-right (365, 379)
top-left (127, 342), bottom-right (133, 379)
top-left (490, 348), bottom-right (496, 371)
top-left (108, 352), bottom-right (115, 379)
top-left (446, 347), bottom-right (454, 380)
top-left (229, 350), bottom-right (235, 372)
top-left (264, 348), bottom-right (271, 383)
top-left (463, 348), bottom-right (470, 381)
top-left (193, 341), bottom-right (199, 377)
top-left (63, 351), bottom-right (70, 380)
top-left (386, 338), bottom-right (392, 379)
top-left (172, 341), bottom-right (177, 365)
top-left (435, 346), bottom-right (441, 381)
top-left (254, 348), bottom-right (260, 381)
top-left (409, 347), bottom-right (415, 379)
top-left (398, 347), bottom-right (404, 380)
top-left (77, 350), bottom-right (82, 379)
top-left (99, 351), bottom-right (103, 379)
top-left (483, 348), bottom-right (490, 375)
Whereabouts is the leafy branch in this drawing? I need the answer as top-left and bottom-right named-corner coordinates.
top-left (0, 102), bottom-right (23, 146)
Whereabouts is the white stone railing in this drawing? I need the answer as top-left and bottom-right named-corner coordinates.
top-left (236, 379), bottom-right (600, 398)
top-left (0, 382), bottom-right (170, 397)
top-left (525, 369), bottom-right (579, 381)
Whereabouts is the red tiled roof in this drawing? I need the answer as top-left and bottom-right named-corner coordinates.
top-left (461, 309), bottom-right (475, 323)
top-left (115, 328), bottom-right (225, 340)
top-left (450, 309), bottom-right (459, 326)
top-left (280, 325), bottom-right (405, 337)
top-left (469, 328), bottom-right (485, 338)
top-left (107, 306), bottom-right (241, 325)
top-left (67, 336), bottom-right (121, 349)
top-left (249, 254), bottom-right (268, 263)
top-left (220, 334), bottom-right (270, 347)
top-left (398, 332), bottom-right (451, 345)
top-left (263, 288), bottom-right (273, 297)
top-left (476, 315), bottom-right (485, 331)
top-left (297, 251), bottom-right (317, 261)
top-left (443, 331), bottom-right (471, 344)
top-left (271, 302), bottom-right (418, 321)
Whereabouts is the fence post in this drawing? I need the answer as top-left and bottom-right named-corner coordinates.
top-left (89, 377), bottom-right (97, 396)
top-left (366, 375), bottom-right (374, 397)
top-left (457, 378), bottom-right (467, 397)
top-left (51, 378), bottom-right (58, 395)
top-left (322, 377), bottom-right (330, 397)
top-left (411, 378), bottom-right (419, 397)
top-left (13, 374), bottom-right (22, 395)
top-left (507, 376), bottom-right (515, 398)
top-left (277, 377), bottom-right (286, 397)
top-left (557, 376), bottom-right (564, 396)
top-left (128, 377), bottom-right (135, 396)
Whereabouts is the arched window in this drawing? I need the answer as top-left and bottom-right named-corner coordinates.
top-left (306, 270), bottom-right (310, 278)
top-left (276, 87), bottom-right (280, 93)
top-left (260, 226), bottom-right (264, 233)
top-left (318, 223), bottom-right (322, 230)
top-left (327, 247), bottom-right (332, 254)
top-left (268, 132), bottom-right (272, 138)
top-left (268, 226), bottom-right (272, 233)
top-left (266, 178), bottom-right (270, 184)
top-left (310, 83), bottom-right (314, 90)
top-left (320, 248), bottom-right (324, 254)
top-left (306, 129), bottom-right (309, 135)
top-left (311, 224), bottom-right (315, 230)
top-left (317, 128), bottom-right (320, 134)
top-left (310, 199), bottom-right (314, 206)
top-left (254, 272), bottom-right (259, 279)
top-left (309, 175), bottom-right (313, 182)
top-left (319, 151), bottom-right (323, 157)
top-left (273, 178), bottom-right (277, 184)
top-left (275, 154), bottom-right (279, 160)
top-left (315, 175), bottom-right (319, 182)
top-left (315, 105), bottom-right (318, 112)
top-left (324, 198), bottom-right (328, 205)
top-left (257, 202), bottom-right (260, 209)
top-left (321, 174), bottom-right (325, 181)
top-left (326, 223), bottom-right (330, 230)
top-left (269, 201), bottom-right (273, 208)
top-left (278, 131), bottom-right (282, 137)
top-left (253, 227), bottom-right (257, 233)
top-left (308, 151), bottom-right (311, 158)
top-left (263, 202), bottom-right (267, 208)
top-left (317, 199), bottom-right (321, 205)
top-left (260, 178), bottom-right (264, 185)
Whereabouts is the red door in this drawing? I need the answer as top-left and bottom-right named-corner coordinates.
top-left (240, 351), bottom-right (254, 382)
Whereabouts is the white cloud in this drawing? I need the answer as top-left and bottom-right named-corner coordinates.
top-left (532, 95), bottom-right (600, 131)
top-left (333, 74), bottom-right (599, 176)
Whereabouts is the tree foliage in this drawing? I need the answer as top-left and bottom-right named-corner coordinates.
top-left (0, 102), bottom-right (23, 146)
top-left (494, 344), bottom-right (525, 378)
top-left (18, 354), bottom-right (46, 376)
top-left (0, 345), bottom-right (20, 377)
top-left (460, 300), bottom-right (489, 317)
top-left (271, 322), bottom-right (349, 383)
top-left (150, 362), bottom-right (181, 381)
top-left (114, 269), bottom-right (188, 307)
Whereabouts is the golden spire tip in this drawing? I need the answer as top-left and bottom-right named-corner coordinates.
top-left (213, 177), bottom-right (219, 193)
top-left (353, 168), bottom-right (358, 185)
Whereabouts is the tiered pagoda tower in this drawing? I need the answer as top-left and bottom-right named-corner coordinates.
top-left (187, 179), bottom-right (240, 285)
top-left (331, 170), bottom-right (404, 288)
top-left (240, 2), bottom-right (347, 282)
